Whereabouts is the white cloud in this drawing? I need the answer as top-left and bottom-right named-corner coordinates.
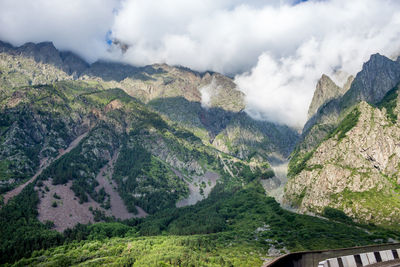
top-left (234, 0), bottom-right (400, 127)
top-left (0, 0), bottom-right (118, 62)
top-left (107, 0), bottom-right (400, 127)
top-left (110, 0), bottom-right (306, 73)
top-left (199, 77), bottom-right (220, 109)
top-left (1, 0), bottom-right (400, 127)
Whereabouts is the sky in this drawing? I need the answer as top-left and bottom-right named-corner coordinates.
top-left (1, 0), bottom-right (400, 128)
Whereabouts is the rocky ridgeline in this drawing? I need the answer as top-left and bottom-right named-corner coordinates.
top-left (286, 53), bottom-right (400, 228)
top-left (0, 40), bottom-right (300, 230)
top-left (0, 40), bottom-right (298, 161)
top-left (307, 74), bottom-right (353, 120)
top-left (0, 40), bottom-right (244, 111)
top-left (300, 54), bottom-right (400, 152)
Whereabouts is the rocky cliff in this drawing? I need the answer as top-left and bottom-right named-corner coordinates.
top-left (298, 54), bottom-right (400, 154)
top-left (0, 40), bottom-right (299, 230)
top-left (286, 79), bottom-right (400, 228)
top-left (307, 74), bottom-right (350, 120)
top-left (0, 41), bottom-right (298, 161)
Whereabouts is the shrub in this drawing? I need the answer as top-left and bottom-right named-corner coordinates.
top-left (330, 107), bottom-right (361, 141)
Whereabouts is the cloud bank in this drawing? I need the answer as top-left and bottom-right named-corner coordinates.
top-left (0, 0), bottom-right (118, 62)
top-left (1, 0), bottom-right (400, 127)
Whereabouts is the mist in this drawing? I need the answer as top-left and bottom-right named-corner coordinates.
top-left (1, 0), bottom-right (400, 127)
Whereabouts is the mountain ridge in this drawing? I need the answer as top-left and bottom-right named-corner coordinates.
top-left (286, 53), bottom-right (400, 228)
top-left (298, 53), bottom-right (400, 153)
top-left (1, 39), bottom-right (400, 266)
top-left (0, 40), bottom-right (298, 160)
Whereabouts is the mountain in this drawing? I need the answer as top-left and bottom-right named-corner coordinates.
top-left (1, 41), bottom-right (399, 266)
top-left (294, 54), bottom-right (400, 156)
top-left (307, 74), bottom-right (352, 120)
top-left (0, 41), bottom-right (297, 160)
top-left (285, 53), bottom-right (400, 228)
top-left (0, 41), bottom-right (298, 221)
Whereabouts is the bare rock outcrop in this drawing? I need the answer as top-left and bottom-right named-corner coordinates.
top-left (285, 99), bottom-right (400, 226)
top-left (307, 74), bottom-right (347, 120)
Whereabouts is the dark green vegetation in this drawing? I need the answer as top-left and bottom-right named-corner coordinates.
top-left (2, 42), bottom-right (399, 266)
top-left (328, 107), bottom-right (361, 141)
top-left (287, 148), bottom-right (315, 178)
top-left (113, 141), bottom-right (189, 214)
top-left (6, 181), bottom-right (400, 266)
top-left (0, 184), bottom-right (63, 264)
top-left (322, 207), bottom-right (353, 224)
top-left (377, 84), bottom-right (399, 123)
top-left (135, 182), bottom-right (397, 251)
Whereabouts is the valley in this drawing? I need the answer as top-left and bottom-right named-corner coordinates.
top-left (0, 40), bottom-right (400, 266)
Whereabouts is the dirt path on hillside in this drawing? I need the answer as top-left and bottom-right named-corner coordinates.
top-left (2, 132), bottom-right (88, 205)
top-left (95, 151), bottom-right (147, 220)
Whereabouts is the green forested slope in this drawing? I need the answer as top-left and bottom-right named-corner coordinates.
top-left (1, 42), bottom-right (399, 266)
top-left (8, 182), bottom-right (400, 266)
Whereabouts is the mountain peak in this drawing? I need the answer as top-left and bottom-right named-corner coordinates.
top-left (15, 41), bottom-right (63, 68)
top-left (36, 41), bottom-right (56, 47)
top-left (307, 74), bottom-right (342, 119)
top-left (369, 52), bottom-right (383, 58)
top-left (342, 75), bottom-right (354, 92)
top-left (343, 53), bottom-right (400, 107)
top-left (0, 40), bottom-right (13, 51)
top-left (19, 41), bottom-right (57, 52)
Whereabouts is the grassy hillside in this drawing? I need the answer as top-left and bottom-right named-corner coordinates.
top-left (1, 43), bottom-right (399, 266)
top-left (8, 182), bottom-right (400, 266)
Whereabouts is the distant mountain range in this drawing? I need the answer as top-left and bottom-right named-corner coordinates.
top-left (0, 40), bottom-right (298, 228)
top-left (1, 40), bottom-right (400, 266)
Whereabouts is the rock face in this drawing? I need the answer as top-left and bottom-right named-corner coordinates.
top-left (343, 53), bottom-right (400, 107)
top-left (343, 75), bottom-right (355, 92)
top-left (286, 53), bottom-right (400, 228)
top-left (307, 74), bottom-right (346, 120)
top-left (300, 54), bottom-right (400, 153)
top-left (0, 41), bottom-right (298, 160)
top-left (0, 40), bottom-right (298, 229)
top-left (286, 87), bottom-right (400, 227)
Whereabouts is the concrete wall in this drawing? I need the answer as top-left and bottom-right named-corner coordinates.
top-left (319, 249), bottom-right (400, 266)
top-left (266, 243), bottom-right (400, 267)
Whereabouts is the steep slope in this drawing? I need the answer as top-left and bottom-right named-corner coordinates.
top-left (286, 53), bottom-right (400, 228)
top-left (298, 54), bottom-right (400, 154)
top-left (342, 54), bottom-right (400, 107)
top-left (0, 40), bottom-right (298, 161)
top-left (0, 40), bottom-right (286, 231)
top-left (1, 41), bottom-right (399, 266)
top-left (307, 74), bottom-right (352, 120)
top-left (8, 182), bottom-right (399, 266)
top-left (286, 84), bottom-right (400, 228)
